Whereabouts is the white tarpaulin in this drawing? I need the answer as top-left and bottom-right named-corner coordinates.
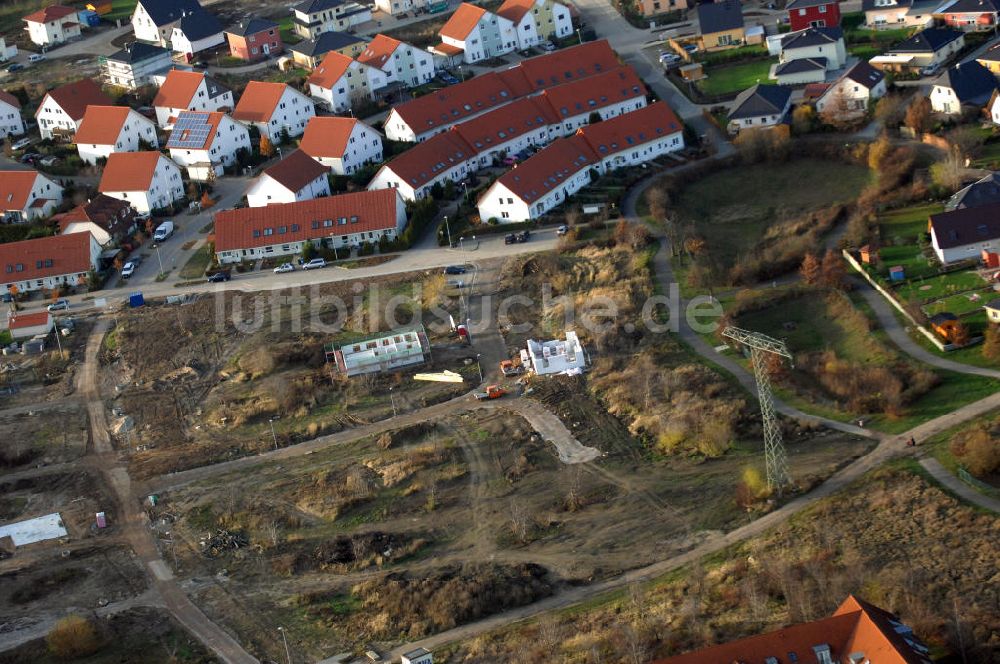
top-left (0, 513), bottom-right (67, 546)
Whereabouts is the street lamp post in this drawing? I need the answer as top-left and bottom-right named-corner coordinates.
top-left (577, 28), bottom-right (583, 44)
top-left (269, 417), bottom-right (278, 450)
top-left (155, 244), bottom-right (164, 277)
top-left (444, 215), bottom-right (452, 247)
top-left (476, 354), bottom-right (483, 383)
top-left (277, 627), bottom-right (291, 664)
top-left (389, 387), bottom-right (397, 417)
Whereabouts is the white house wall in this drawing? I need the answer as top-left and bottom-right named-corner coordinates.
top-left (0, 102), bottom-right (24, 137)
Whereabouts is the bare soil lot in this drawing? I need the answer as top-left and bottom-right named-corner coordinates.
top-left (0, 402), bottom-right (89, 472)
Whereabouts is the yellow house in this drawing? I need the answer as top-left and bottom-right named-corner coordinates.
top-left (977, 44), bottom-right (1000, 74)
top-left (289, 32), bottom-right (368, 69)
top-left (697, 0), bottom-right (745, 50)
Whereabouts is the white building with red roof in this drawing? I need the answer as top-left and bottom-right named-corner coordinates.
top-left (0, 232), bottom-right (100, 295)
top-left (299, 116), bottom-right (383, 175)
top-left (152, 69), bottom-right (233, 129)
top-left (357, 34), bottom-right (435, 87)
top-left (0, 91), bottom-right (25, 138)
top-left (23, 5), bottom-right (81, 47)
top-left (370, 65), bottom-right (648, 201)
top-left (75, 106), bottom-right (158, 165)
top-left (35, 79), bottom-right (114, 141)
top-left (306, 51), bottom-right (387, 113)
top-left (6, 311), bottom-right (54, 340)
top-left (384, 39), bottom-right (621, 142)
top-left (167, 110), bottom-right (250, 181)
top-left (213, 188), bottom-right (406, 264)
top-left (232, 80), bottom-right (315, 142)
top-left (478, 102), bottom-right (684, 222)
top-left (98, 152), bottom-right (184, 214)
top-left (0, 170), bottom-right (64, 223)
top-left (496, 0), bottom-right (572, 49)
top-left (246, 150), bottom-right (330, 208)
top-left (436, 2), bottom-right (517, 63)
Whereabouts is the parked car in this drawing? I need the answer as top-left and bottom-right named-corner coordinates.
top-left (920, 63), bottom-right (941, 76)
top-left (19, 152), bottom-right (40, 164)
top-left (556, 225), bottom-right (568, 236)
top-left (447, 279), bottom-right (464, 288)
top-left (6, 63), bottom-right (24, 73)
top-left (437, 71), bottom-right (460, 85)
top-left (207, 270), bottom-right (231, 283)
top-left (540, 42), bottom-right (557, 52)
top-left (39, 155), bottom-right (59, 167)
top-left (303, 258), bottom-right (327, 270)
top-left (152, 220), bottom-right (174, 242)
top-left (11, 137), bottom-right (33, 151)
top-left (27, 54), bottom-right (45, 64)
top-left (502, 155), bottom-right (518, 166)
top-left (120, 261), bottom-right (137, 279)
top-left (47, 298), bottom-right (69, 312)
top-left (273, 262), bottom-right (295, 273)
top-left (683, 43), bottom-right (698, 53)
top-left (443, 265), bottom-right (467, 275)
top-left (516, 230), bottom-right (531, 243)
top-left (504, 233), bottom-right (516, 245)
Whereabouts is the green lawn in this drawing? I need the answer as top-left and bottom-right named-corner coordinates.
top-left (924, 288), bottom-right (995, 317)
top-left (894, 270), bottom-right (988, 304)
top-left (696, 60), bottom-right (774, 97)
top-left (878, 371), bottom-right (1000, 434)
top-left (277, 16), bottom-right (304, 45)
top-left (695, 44), bottom-right (769, 66)
top-left (876, 202), bottom-right (942, 280)
top-left (848, 43), bottom-right (886, 59)
top-left (104, 0), bottom-right (138, 21)
top-left (970, 138), bottom-right (1000, 168)
top-left (178, 243), bottom-right (212, 280)
top-left (674, 159), bottom-right (871, 264)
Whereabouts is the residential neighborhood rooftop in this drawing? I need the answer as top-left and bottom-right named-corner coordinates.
top-left (0, 171), bottom-right (48, 210)
top-left (697, 0), bottom-right (744, 34)
top-left (74, 106), bottom-right (136, 145)
top-left (97, 151), bottom-right (164, 192)
top-left (165, 111), bottom-right (227, 151)
top-left (929, 200), bottom-right (1000, 248)
top-left (41, 79), bottom-right (114, 122)
top-left (288, 31), bottom-right (367, 57)
top-left (890, 26), bottom-right (963, 53)
top-left (0, 232), bottom-right (93, 283)
top-left (225, 16), bottom-right (278, 37)
top-left (728, 83), bottom-right (792, 120)
top-left (440, 2), bottom-right (489, 40)
top-left (261, 150), bottom-right (328, 192)
top-left (107, 41), bottom-right (170, 63)
top-left (232, 81), bottom-right (292, 123)
top-left (23, 4), bottom-right (77, 23)
top-left (934, 60), bottom-right (997, 105)
top-left (781, 26), bottom-right (844, 49)
top-left (299, 117), bottom-right (368, 159)
top-left (138, 0), bottom-right (203, 26)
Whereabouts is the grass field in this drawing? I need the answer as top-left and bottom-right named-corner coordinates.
top-left (895, 270), bottom-right (987, 303)
top-left (178, 244), bottom-right (212, 280)
top-left (924, 287), bottom-right (995, 317)
top-left (876, 202), bottom-right (942, 280)
top-left (696, 60), bottom-right (774, 97)
top-left (104, 0), bottom-right (138, 21)
top-left (674, 159), bottom-right (871, 264)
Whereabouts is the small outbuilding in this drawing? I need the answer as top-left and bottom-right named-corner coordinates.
top-left (7, 311), bottom-right (54, 340)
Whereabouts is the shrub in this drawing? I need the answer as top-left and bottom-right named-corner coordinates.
top-left (950, 427), bottom-right (1000, 477)
top-left (47, 615), bottom-right (100, 659)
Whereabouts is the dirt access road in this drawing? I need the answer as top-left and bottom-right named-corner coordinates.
top-left (78, 320), bottom-right (259, 664)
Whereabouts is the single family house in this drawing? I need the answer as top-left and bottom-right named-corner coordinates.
top-left (131, 0), bottom-right (203, 46)
top-left (246, 150), bottom-right (331, 208)
top-left (98, 151), bottom-right (185, 214)
top-left (75, 105), bottom-right (159, 165)
top-left (815, 60), bottom-right (887, 118)
top-left (299, 116), bottom-right (383, 175)
top-left (930, 59), bottom-right (997, 114)
top-left (0, 170), bottom-right (63, 222)
top-left (436, 3), bottom-right (517, 63)
top-left (225, 17), bottom-right (282, 62)
top-left (785, 0), bottom-right (841, 31)
top-left (101, 42), bottom-right (172, 90)
top-left (288, 31), bottom-right (368, 69)
top-left (357, 35), bottom-right (436, 88)
top-left (34, 78), bottom-right (113, 141)
top-left (697, 0), bottom-right (745, 51)
top-left (233, 81), bottom-right (315, 142)
top-left (153, 69), bottom-right (233, 128)
top-left (727, 83), bottom-right (792, 133)
top-left (306, 51), bottom-right (388, 113)
top-left (166, 110), bottom-right (250, 181)
top-left (0, 91), bottom-right (25, 138)
top-left (23, 5), bottom-right (81, 48)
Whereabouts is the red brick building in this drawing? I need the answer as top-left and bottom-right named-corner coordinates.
top-left (225, 17), bottom-right (282, 62)
top-left (786, 0), bottom-right (841, 31)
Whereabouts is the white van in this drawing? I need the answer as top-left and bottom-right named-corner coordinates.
top-left (153, 220), bottom-right (174, 242)
top-left (27, 54), bottom-right (45, 64)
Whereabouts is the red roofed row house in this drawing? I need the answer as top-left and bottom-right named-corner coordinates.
top-left (369, 65), bottom-right (648, 201)
top-left (232, 80), bottom-right (315, 142)
top-left (384, 39), bottom-right (621, 142)
top-left (246, 150), bottom-right (330, 208)
top-left (434, 0), bottom-right (572, 64)
top-left (0, 232), bottom-right (101, 295)
top-left (213, 188), bottom-right (407, 264)
top-left (477, 101), bottom-right (684, 222)
top-left (653, 595), bottom-right (932, 664)
top-left (75, 105), bottom-right (158, 165)
top-left (0, 170), bottom-right (64, 223)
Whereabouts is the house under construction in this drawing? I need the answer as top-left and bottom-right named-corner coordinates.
top-left (326, 325), bottom-right (431, 377)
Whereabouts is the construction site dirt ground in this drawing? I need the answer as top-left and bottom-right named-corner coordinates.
top-left (150, 406), bottom-right (875, 660)
top-left (0, 318), bottom-right (94, 410)
top-left (0, 400), bottom-right (89, 472)
top-left (102, 271), bottom-right (477, 479)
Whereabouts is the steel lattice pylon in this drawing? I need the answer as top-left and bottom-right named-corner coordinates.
top-left (722, 326), bottom-right (793, 493)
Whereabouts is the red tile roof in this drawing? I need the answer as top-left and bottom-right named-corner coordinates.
top-left (262, 149), bottom-right (328, 192)
top-left (0, 90), bottom-right (21, 109)
top-left (24, 4), bottom-right (77, 23)
top-left (299, 116), bottom-right (362, 159)
top-left (493, 135), bottom-right (596, 203)
top-left (39, 79), bottom-right (114, 123)
top-left (153, 69), bottom-right (206, 109)
top-left (305, 51), bottom-right (356, 89)
top-left (232, 81), bottom-right (290, 124)
top-left (0, 171), bottom-right (44, 211)
top-left (54, 194), bottom-right (133, 235)
top-left (575, 101), bottom-right (681, 154)
top-left (653, 596), bottom-right (932, 664)
top-left (98, 151), bottom-right (164, 192)
top-left (391, 40), bottom-right (619, 135)
top-left (453, 95), bottom-right (555, 153)
top-left (0, 232), bottom-right (93, 285)
top-left (432, 42), bottom-right (464, 56)
top-left (539, 66), bottom-right (645, 119)
top-left (357, 33), bottom-right (403, 70)
top-left (165, 110), bottom-right (227, 151)
top-left (497, 0), bottom-right (535, 24)
top-left (74, 105), bottom-right (134, 145)
top-left (376, 130), bottom-right (475, 190)
top-left (440, 3), bottom-right (488, 40)
top-left (7, 311), bottom-right (52, 330)
top-left (213, 189), bottom-right (400, 252)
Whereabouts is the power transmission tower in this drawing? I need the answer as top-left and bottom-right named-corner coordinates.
top-left (722, 326), bottom-right (793, 493)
